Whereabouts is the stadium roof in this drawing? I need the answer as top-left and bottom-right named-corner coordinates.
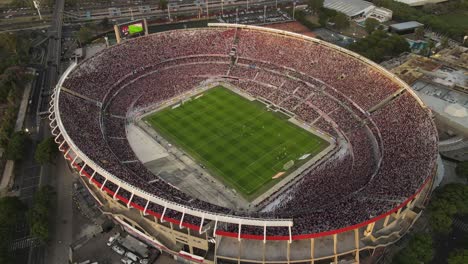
top-left (323, 0), bottom-right (374, 17)
top-left (389, 21), bottom-right (424, 31)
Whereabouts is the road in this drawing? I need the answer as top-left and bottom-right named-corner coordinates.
top-left (2, 0), bottom-right (298, 31)
top-left (41, 0), bottom-right (64, 111)
top-left (45, 156), bottom-right (74, 264)
top-left (8, 0), bottom-right (66, 261)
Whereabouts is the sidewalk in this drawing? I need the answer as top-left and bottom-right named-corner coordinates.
top-left (0, 70), bottom-right (34, 194)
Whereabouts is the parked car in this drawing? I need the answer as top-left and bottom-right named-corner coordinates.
top-left (121, 257), bottom-right (134, 264)
top-left (125, 251), bottom-right (139, 262)
top-left (107, 232), bottom-right (121, 246)
top-left (112, 244), bottom-right (126, 256)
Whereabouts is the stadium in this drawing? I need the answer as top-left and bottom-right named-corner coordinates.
top-left (49, 24), bottom-right (438, 263)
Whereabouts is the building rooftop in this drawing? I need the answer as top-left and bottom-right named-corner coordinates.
top-left (393, 0), bottom-right (448, 6)
top-left (391, 54), bottom-right (468, 129)
top-left (323, 0), bottom-right (374, 17)
top-left (389, 21), bottom-right (424, 31)
top-left (432, 46), bottom-right (468, 70)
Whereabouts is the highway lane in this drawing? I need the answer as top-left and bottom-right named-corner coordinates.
top-left (7, 0), bottom-right (65, 261)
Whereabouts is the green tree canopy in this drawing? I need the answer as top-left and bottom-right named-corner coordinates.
top-left (331, 12), bottom-right (349, 29)
top-left (393, 233), bottom-right (433, 264)
top-left (29, 186), bottom-right (55, 242)
top-left (348, 30), bottom-right (410, 62)
top-left (0, 196), bottom-right (27, 264)
top-left (428, 183), bottom-right (468, 234)
top-left (455, 161), bottom-right (468, 181)
top-left (5, 131), bottom-right (28, 161)
top-left (373, 0), bottom-right (465, 40)
top-left (308, 0), bottom-right (324, 14)
top-left (448, 250), bottom-right (468, 264)
top-left (0, 33), bottom-right (31, 72)
top-left (364, 18), bottom-right (380, 34)
top-left (35, 137), bottom-right (59, 165)
top-left (414, 27), bottom-right (425, 40)
top-left (76, 27), bottom-right (93, 45)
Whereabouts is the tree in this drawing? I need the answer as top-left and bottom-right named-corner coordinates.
top-left (448, 250), bottom-right (468, 264)
top-left (422, 3), bottom-right (436, 14)
top-left (428, 183), bottom-right (468, 234)
top-left (0, 196), bottom-right (27, 264)
top-left (331, 12), bottom-right (349, 29)
top-left (348, 30), bottom-right (410, 62)
top-left (393, 233), bottom-right (433, 264)
top-left (414, 27), bottom-right (425, 40)
top-left (0, 106), bottom-right (16, 147)
top-left (5, 131), bottom-right (28, 161)
top-left (35, 137), bottom-right (59, 164)
top-left (159, 0), bottom-right (168, 10)
top-left (0, 33), bottom-right (31, 71)
top-left (365, 18), bottom-right (380, 34)
top-left (29, 186), bottom-right (55, 242)
top-left (308, 0), bottom-right (324, 15)
top-left (455, 161), bottom-right (468, 181)
top-left (76, 27), bottom-right (93, 45)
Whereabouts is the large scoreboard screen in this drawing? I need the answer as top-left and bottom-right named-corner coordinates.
top-left (120, 22), bottom-right (144, 36)
top-left (115, 19), bottom-right (147, 43)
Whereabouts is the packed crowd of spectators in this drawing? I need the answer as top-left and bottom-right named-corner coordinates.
top-left (56, 27), bottom-right (438, 236)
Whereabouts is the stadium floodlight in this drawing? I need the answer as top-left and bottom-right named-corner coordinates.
top-left (221, 0), bottom-right (224, 15)
top-left (33, 0), bottom-right (42, 20)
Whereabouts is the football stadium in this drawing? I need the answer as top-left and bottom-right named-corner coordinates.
top-left (50, 24), bottom-right (438, 263)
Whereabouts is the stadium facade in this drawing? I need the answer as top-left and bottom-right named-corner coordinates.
top-left (50, 24), bottom-right (438, 263)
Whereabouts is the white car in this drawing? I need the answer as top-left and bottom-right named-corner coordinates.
top-left (121, 257), bottom-right (134, 264)
top-left (112, 244), bottom-right (126, 256)
top-left (107, 232), bottom-right (121, 246)
top-left (125, 251), bottom-right (139, 262)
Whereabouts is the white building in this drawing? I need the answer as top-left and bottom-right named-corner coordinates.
top-left (324, 0), bottom-right (392, 22)
top-left (393, 0), bottom-right (449, 7)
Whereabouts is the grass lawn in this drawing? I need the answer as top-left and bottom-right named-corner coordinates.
top-left (144, 86), bottom-right (329, 200)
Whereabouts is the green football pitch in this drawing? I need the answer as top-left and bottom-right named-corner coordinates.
top-left (144, 86), bottom-right (329, 200)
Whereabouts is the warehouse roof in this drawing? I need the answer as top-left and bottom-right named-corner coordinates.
top-left (324, 0), bottom-right (374, 17)
top-left (389, 21), bottom-right (424, 31)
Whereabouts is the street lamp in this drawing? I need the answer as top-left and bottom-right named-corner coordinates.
top-left (33, 0), bottom-right (42, 20)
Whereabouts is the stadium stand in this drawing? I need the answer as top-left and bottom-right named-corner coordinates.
top-left (52, 25), bottom-right (437, 243)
